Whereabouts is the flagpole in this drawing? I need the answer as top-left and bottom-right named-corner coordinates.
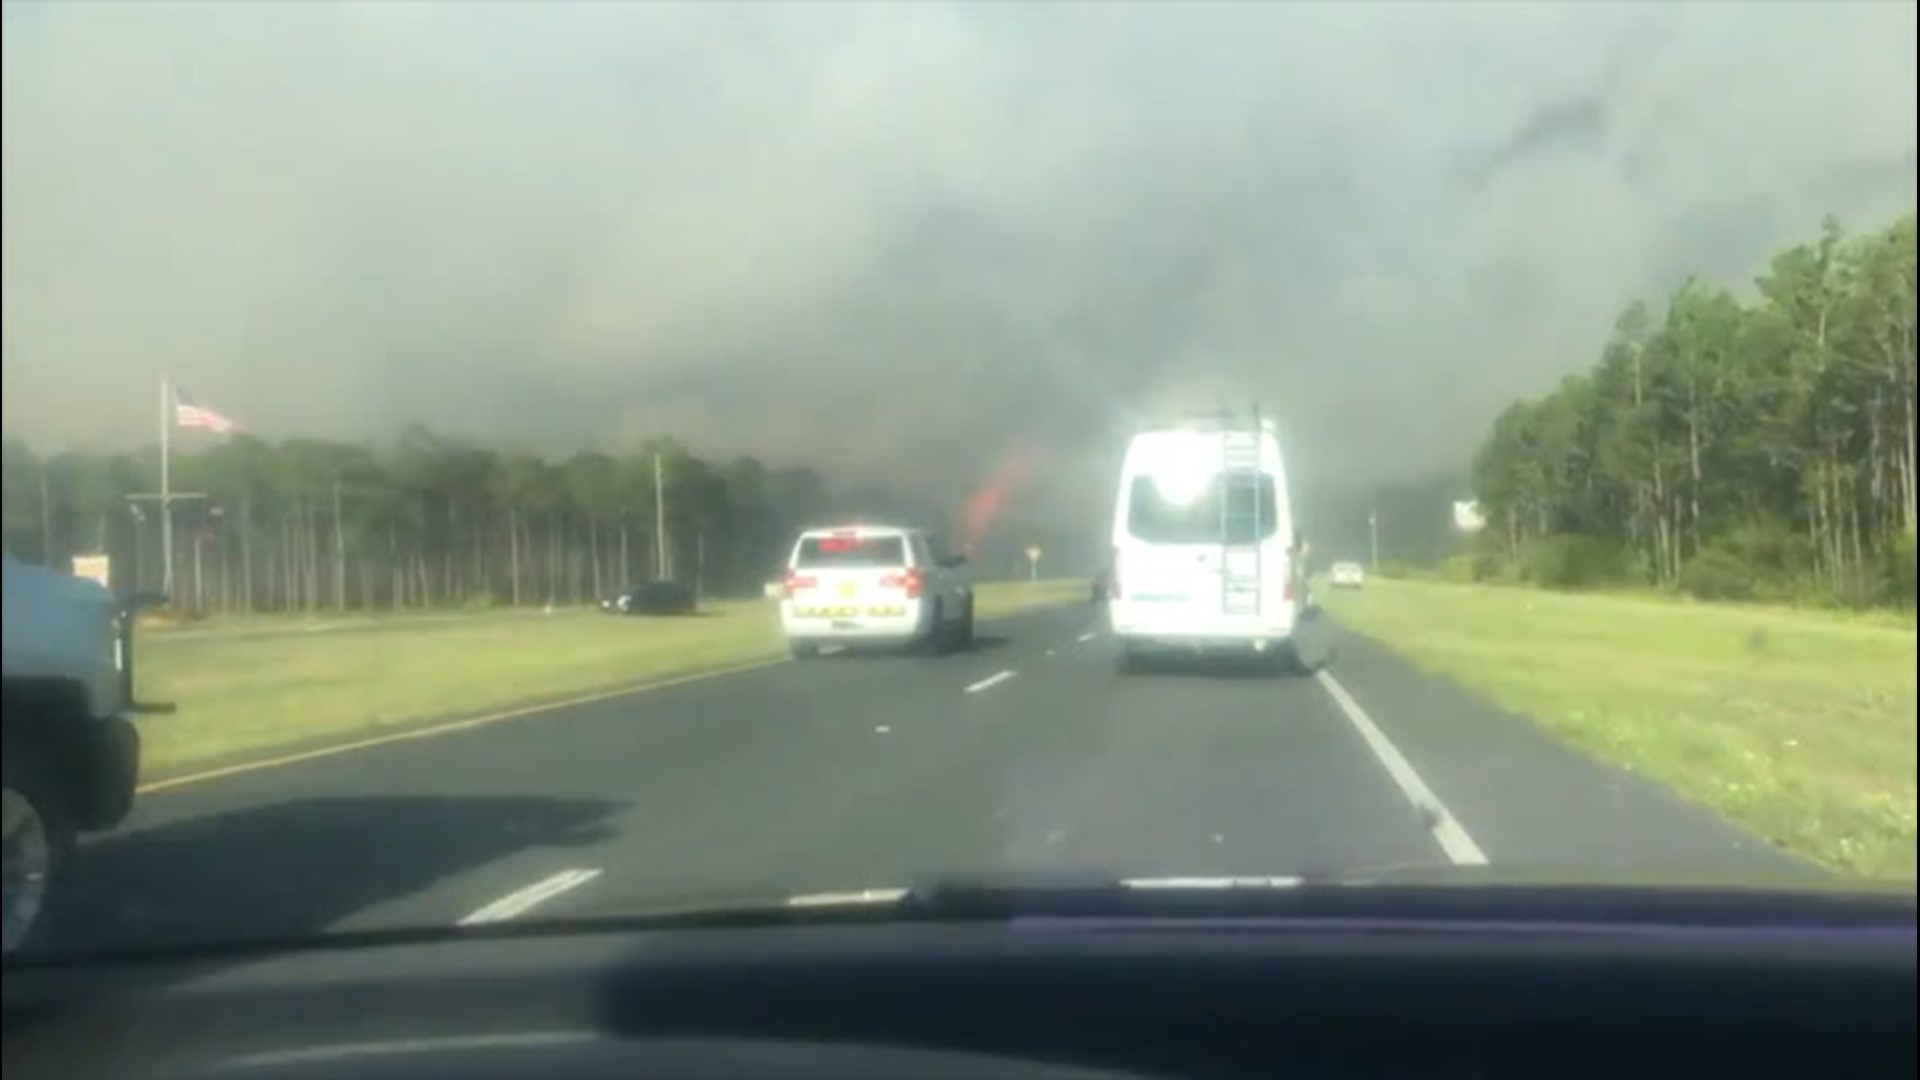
top-left (159, 378), bottom-right (173, 599)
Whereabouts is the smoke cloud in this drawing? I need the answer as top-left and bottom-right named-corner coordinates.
top-left (4, 1), bottom-right (1915, 547)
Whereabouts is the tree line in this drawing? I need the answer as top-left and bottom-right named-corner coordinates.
top-left (1470, 212), bottom-right (1916, 608)
top-left (0, 425), bottom-right (943, 615)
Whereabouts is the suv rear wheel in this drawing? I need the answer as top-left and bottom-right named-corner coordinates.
top-left (921, 602), bottom-right (950, 655)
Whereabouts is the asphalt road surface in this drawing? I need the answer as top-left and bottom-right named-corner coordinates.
top-left (40, 604), bottom-right (1818, 955)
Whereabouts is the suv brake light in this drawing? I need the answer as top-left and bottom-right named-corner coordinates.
top-left (881, 568), bottom-right (923, 599)
top-left (783, 570), bottom-right (817, 599)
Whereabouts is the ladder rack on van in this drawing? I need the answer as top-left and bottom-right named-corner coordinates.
top-left (1133, 409), bottom-right (1279, 436)
top-left (1218, 404), bottom-right (1266, 617)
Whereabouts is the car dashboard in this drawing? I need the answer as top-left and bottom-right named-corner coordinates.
top-left (4, 889), bottom-right (1913, 1080)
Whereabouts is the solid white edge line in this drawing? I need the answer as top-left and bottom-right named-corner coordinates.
top-left (964, 669), bottom-right (1019, 694)
top-left (1314, 671), bottom-right (1489, 866)
top-left (459, 868), bottom-right (604, 925)
top-left (1076, 631), bottom-right (1097, 642)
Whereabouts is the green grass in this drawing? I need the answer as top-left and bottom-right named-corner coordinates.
top-left (1320, 579), bottom-right (1917, 881)
top-left (142, 606), bottom-right (577, 639)
top-left (136, 580), bottom-right (1084, 778)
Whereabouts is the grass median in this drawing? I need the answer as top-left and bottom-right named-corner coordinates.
top-left (1320, 579), bottom-right (1916, 881)
top-left (135, 579), bottom-right (1086, 779)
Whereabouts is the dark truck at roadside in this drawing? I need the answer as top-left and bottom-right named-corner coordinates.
top-left (599, 580), bottom-right (699, 616)
top-left (2, 556), bottom-right (162, 957)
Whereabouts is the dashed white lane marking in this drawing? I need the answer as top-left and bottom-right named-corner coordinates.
top-left (1314, 671), bottom-right (1489, 866)
top-left (459, 868), bottom-right (603, 925)
top-left (1076, 631), bottom-right (1097, 643)
top-left (964, 669), bottom-right (1019, 694)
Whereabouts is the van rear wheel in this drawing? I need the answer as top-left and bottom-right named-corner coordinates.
top-left (1273, 640), bottom-right (1323, 677)
top-left (921, 602), bottom-right (950, 655)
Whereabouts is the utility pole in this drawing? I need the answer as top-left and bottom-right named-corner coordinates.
top-left (193, 532), bottom-right (205, 614)
top-left (1369, 511), bottom-right (1380, 572)
top-left (332, 479), bottom-right (347, 610)
top-left (126, 491), bottom-right (207, 603)
top-left (38, 464), bottom-right (52, 567)
top-left (653, 452), bottom-right (668, 581)
top-left (159, 379), bottom-right (173, 597)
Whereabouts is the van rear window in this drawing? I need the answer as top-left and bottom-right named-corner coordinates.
top-left (1127, 474), bottom-right (1279, 544)
top-left (797, 535), bottom-right (907, 568)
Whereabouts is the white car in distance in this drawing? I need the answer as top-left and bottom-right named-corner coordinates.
top-left (1330, 561), bottom-right (1366, 589)
top-left (779, 525), bottom-right (974, 658)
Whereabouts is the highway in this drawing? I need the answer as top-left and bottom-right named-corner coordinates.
top-left (41, 604), bottom-right (1816, 954)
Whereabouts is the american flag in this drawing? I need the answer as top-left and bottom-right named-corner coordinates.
top-left (174, 387), bottom-right (239, 434)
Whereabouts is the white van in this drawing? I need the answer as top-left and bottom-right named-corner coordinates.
top-left (1107, 412), bottom-right (1325, 672)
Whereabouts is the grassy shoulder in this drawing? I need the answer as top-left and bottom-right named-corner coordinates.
top-left (135, 580), bottom-right (1083, 778)
top-left (1320, 579), bottom-right (1916, 881)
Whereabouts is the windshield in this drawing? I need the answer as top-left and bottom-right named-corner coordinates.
top-left (796, 535), bottom-right (909, 569)
top-left (0, 1), bottom-right (1912, 972)
top-left (1128, 474), bottom-right (1280, 545)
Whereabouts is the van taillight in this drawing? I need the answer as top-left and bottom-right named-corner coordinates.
top-left (882, 568), bottom-right (923, 598)
top-left (1110, 547), bottom-right (1122, 600)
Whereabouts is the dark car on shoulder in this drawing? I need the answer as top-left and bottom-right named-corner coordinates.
top-left (600, 580), bottom-right (697, 616)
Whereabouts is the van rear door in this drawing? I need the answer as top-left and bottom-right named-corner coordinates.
top-left (1118, 472), bottom-right (1280, 620)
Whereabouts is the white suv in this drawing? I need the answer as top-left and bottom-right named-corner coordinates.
top-left (779, 526), bottom-right (974, 658)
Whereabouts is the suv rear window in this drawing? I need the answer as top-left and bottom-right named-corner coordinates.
top-left (1127, 474), bottom-right (1278, 544)
top-left (796, 535), bottom-right (908, 568)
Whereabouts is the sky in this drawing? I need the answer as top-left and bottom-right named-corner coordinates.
top-left (3, 0), bottom-right (1916, 544)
